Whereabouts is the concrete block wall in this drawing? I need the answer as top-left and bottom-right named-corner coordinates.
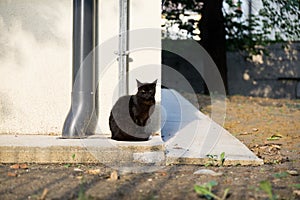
top-left (227, 43), bottom-right (300, 99)
top-left (0, 0), bottom-right (161, 135)
top-left (162, 40), bottom-right (300, 99)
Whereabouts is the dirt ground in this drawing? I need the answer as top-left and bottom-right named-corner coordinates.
top-left (0, 95), bottom-right (299, 200)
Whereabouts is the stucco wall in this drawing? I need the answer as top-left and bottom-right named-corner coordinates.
top-left (0, 0), bottom-right (72, 134)
top-left (0, 0), bottom-right (161, 135)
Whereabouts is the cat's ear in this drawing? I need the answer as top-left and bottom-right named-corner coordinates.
top-left (136, 79), bottom-right (143, 87)
top-left (152, 79), bottom-right (158, 84)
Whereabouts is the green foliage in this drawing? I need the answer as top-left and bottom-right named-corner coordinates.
top-left (224, 0), bottom-right (267, 55)
top-left (259, 0), bottom-right (300, 42)
top-left (162, 0), bottom-right (203, 39)
top-left (205, 152), bottom-right (226, 166)
top-left (78, 180), bottom-right (92, 200)
top-left (291, 184), bottom-right (300, 189)
top-left (267, 134), bottom-right (283, 141)
top-left (273, 172), bottom-right (288, 179)
top-left (162, 0), bottom-right (300, 56)
top-left (259, 180), bottom-right (277, 200)
top-left (194, 181), bottom-right (230, 200)
top-left (224, 0), bottom-right (300, 56)
top-left (64, 163), bottom-right (71, 168)
top-left (220, 152), bottom-right (226, 166)
top-left (162, 0), bottom-right (203, 11)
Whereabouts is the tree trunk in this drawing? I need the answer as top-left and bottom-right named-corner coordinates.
top-left (199, 0), bottom-right (228, 94)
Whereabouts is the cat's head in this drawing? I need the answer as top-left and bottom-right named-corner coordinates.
top-left (136, 79), bottom-right (157, 100)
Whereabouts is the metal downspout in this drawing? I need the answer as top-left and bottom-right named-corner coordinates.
top-left (62, 0), bottom-right (97, 138)
top-left (118, 0), bottom-right (129, 97)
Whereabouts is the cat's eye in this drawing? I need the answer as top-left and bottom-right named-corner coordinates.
top-left (141, 90), bottom-right (146, 93)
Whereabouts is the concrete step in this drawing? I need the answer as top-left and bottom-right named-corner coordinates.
top-left (0, 135), bottom-right (165, 173)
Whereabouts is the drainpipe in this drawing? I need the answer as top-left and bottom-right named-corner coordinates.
top-left (118, 0), bottom-right (129, 97)
top-left (62, 0), bottom-right (97, 138)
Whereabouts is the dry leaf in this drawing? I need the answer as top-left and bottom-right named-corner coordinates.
top-left (87, 169), bottom-right (101, 175)
top-left (40, 188), bottom-right (48, 200)
top-left (10, 163), bottom-right (28, 169)
top-left (155, 171), bottom-right (167, 176)
top-left (251, 144), bottom-right (283, 164)
top-left (160, 172), bottom-right (167, 176)
top-left (20, 164), bottom-right (28, 169)
top-left (10, 164), bottom-right (20, 169)
top-left (109, 170), bottom-right (119, 181)
top-left (7, 172), bottom-right (18, 177)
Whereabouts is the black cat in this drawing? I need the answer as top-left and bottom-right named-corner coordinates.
top-left (109, 80), bottom-right (157, 141)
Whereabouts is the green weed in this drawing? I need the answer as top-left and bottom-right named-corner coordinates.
top-left (194, 181), bottom-right (230, 200)
top-left (220, 152), bottom-right (226, 166)
top-left (267, 134), bottom-right (282, 141)
top-left (259, 180), bottom-right (277, 200)
top-left (291, 184), bottom-right (300, 189)
top-left (205, 152), bottom-right (226, 167)
top-left (273, 172), bottom-right (288, 179)
top-left (78, 180), bottom-right (92, 200)
top-left (64, 163), bottom-right (71, 168)
top-left (205, 154), bottom-right (218, 167)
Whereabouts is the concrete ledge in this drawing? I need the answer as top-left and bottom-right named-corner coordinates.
top-left (0, 133), bottom-right (263, 167)
top-left (0, 135), bottom-right (165, 166)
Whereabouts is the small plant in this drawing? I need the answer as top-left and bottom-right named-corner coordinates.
top-left (72, 153), bottom-right (76, 160)
top-left (64, 163), bottom-right (71, 168)
top-left (205, 152), bottom-right (226, 167)
top-left (205, 154), bottom-right (218, 167)
top-left (267, 134), bottom-right (283, 141)
top-left (291, 184), bottom-right (300, 189)
top-left (259, 180), bottom-right (277, 200)
top-left (194, 181), bottom-right (230, 200)
top-left (78, 180), bottom-right (92, 200)
top-left (78, 184), bottom-right (87, 200)
top-left (273, 172), bottom-right (288, 179)
top-left (220, 152), bottom-right (226, 166)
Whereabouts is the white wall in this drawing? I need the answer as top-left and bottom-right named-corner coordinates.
top-left (0, 0), bottom-right (162, 135)
top-left (97, 0), bottom-right (161, 134)
top-left (0, 0), bottom-right (72, 134)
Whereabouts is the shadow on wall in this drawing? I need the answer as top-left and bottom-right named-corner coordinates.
top-left (162, 40), bottom-right (300, 99)
top-left (227, 43), bottom-right (300, 99)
